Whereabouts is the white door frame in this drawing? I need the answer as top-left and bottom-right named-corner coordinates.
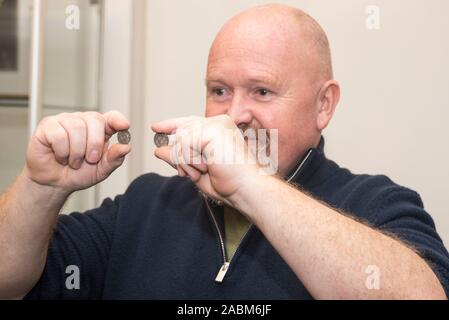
top-left (28, 0), bottom-right (45, 137)
top-left (97, 0), bottom-right (146, 202)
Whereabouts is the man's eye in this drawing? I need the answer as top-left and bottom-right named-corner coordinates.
top-left (213, 88), bottom-right (226, 96)
top-left (256, 88), bottom-right (270, 96)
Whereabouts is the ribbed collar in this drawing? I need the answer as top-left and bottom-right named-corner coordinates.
top-left (285, 136), bottom-right (326, 186)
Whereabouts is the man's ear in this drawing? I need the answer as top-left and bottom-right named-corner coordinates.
top-left (316, 80), bottom-right (340, 131)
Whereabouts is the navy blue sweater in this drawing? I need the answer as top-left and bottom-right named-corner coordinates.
top-left (25, 138), bottom-right (449, 299)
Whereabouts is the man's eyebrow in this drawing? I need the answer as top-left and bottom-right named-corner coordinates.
top-left (205, 76), bottom-right (279, 86)
top-left (205, 78), bottom-right (227, 85)
top-left (246, 77), bottom-right (278, 86)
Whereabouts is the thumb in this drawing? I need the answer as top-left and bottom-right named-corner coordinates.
top-left (98, 142), bottom-right (131, 178)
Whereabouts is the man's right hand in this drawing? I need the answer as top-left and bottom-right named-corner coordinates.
top-left (24, 111), bottom-right (131, 193)
top-left (0, 111), bottom-right (130, 299)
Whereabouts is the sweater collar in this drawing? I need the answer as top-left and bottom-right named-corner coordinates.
top-left (285, 136), bottom-right (326, 186)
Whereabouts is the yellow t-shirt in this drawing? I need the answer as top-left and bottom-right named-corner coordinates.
top-left (224, 205), bottom-right (251, 261)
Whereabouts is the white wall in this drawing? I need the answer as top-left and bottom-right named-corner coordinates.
top-left (141, 0), bottom-right (449, 245)
top-left (2, 0), bottom-right (447, 245)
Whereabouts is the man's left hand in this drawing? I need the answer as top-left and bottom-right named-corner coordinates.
top-left (151, 115), bottom-right (260, 205)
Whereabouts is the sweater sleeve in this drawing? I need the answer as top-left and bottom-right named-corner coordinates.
top-left (367, 186), bottom-right (449, 298)
top-left (23, 196), bottom-right (120, 300)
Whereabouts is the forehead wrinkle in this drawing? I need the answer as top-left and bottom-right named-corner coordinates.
top-left (207, 59), bottom-right (284, 89)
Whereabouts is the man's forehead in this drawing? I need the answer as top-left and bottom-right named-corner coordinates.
top-left (207, 5), bottom-right (332, 83)
top-left (208, 26), bottom-right (298, 63)
top-left (207, 28), bottom-right (308, 85)
top-left (206, 57), bottom-right (284, 86)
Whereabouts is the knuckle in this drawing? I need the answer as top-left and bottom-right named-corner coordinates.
top-left (88, 139), bottom-right (103, 151)
top-left (83, 112), bottom-right (106, 130)
top-left (106, 110), bottom-right (123, 118)
top-left (69, 118), bottom-right (86, 131)
top-left (39, 116), bottom-right (51, 125)
top-left (94, 115), bottom-right (106, 127)
top-left (52, 130), bottom-right (68, 144)
top-left (86, 111), bottom-right (104, 121)
top-left (70, 148), bottom-right (85, 159)
top-left (57, 112), bottom-right (70, 119)
top-left (39, 116), bottom-right (57, 129)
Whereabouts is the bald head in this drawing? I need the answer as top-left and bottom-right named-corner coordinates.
top-left (208, 4), bottom-right (333, 84)
top-left (206, 5), bottom-right (340, 175)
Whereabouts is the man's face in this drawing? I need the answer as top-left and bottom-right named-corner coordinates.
top-left (205, 18), bottom-right (323, 176)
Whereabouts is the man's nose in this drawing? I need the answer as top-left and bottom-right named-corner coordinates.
top-left (226, 93), bottom-right (253, 127)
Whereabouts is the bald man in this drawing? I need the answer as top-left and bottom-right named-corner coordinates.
top-left (1, 4), bottom-right (448, 300)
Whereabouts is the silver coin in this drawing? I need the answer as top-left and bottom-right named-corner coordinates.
top-left (117, 130), bottom-right (131, 144)
top-left (154, 132), bottom-right (169, 147)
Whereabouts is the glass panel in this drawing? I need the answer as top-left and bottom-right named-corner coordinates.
top-left (0, 0), bottom-right (32, 194)
top-left (0, 0), bottom-right (102, 213)
top-left (42, 0), bottom-right (102, 213)
top-left (43, 0), bottom-right (101, 112)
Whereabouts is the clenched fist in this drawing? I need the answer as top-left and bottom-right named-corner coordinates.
top-left (152, 115), bottom-right (260, 205)
top-left (25, 111), bottom-right (131, 193)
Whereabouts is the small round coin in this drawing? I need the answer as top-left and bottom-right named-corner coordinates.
top-left (117, 130), bottom-right (131, 144)
top-left (154, 132), bottom-right (169, 147)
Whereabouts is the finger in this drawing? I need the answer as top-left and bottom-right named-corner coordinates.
top-left (180, 143), bottom-right (208, 173)
top-left (151, 116), bottom-right (202, 134)
top-left (103, 110), bottom-right (130, 138)
top-left (82, 112), bottom-right (106, 164)
top-left (98, 142), bottom-right (131, 178)
top-left (154, 145), bottom-right (176, 167)
top-left (156, 125), bottom-right (209, 171)
top-left (179, 163), bottom-right (202, 182)
top-left (154, 145), bottom-right (187, 172)
top-left (155, 143), bottom-right (208, 174)
top-left (43, 118), bottom-right (69, 165)
top-left (177, 165), bottom-right (186, 177)
top-left (106, 143), bottom-right (131, 163)
top-left (58, 116), bottom-right (87, 170)
top-left (192, 160), bottom-right (208, 173)
top-left (178, 126), bottom-right (209, 173)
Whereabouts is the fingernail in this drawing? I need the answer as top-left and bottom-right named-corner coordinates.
top-left (89, 150), bottom-right (100, 162)
top-left (72, 158), bottom-right (83, 168)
